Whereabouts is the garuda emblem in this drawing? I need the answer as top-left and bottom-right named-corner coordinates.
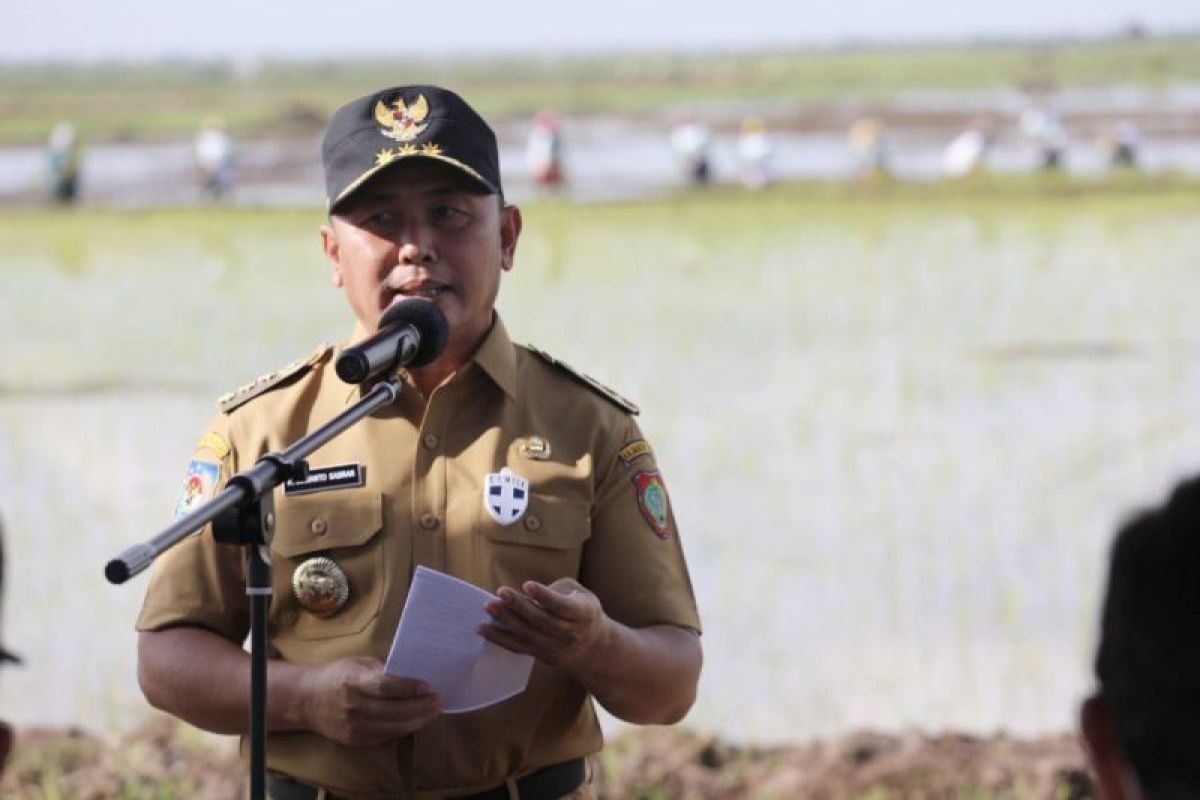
top-left (375, 94), bottom-right (430, 142)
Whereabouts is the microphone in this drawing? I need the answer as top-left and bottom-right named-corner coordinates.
top-left (335, 298), bottom-right (450, 384)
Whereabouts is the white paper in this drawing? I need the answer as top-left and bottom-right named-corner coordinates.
top-left (385, 565), bottom-right (534, 713)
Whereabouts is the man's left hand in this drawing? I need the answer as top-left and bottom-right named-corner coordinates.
top-left (478, 578), bottom-right (609, 669)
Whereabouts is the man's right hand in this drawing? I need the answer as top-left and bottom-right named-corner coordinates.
top-left (299, 656), bottom-right (442, 746)
top-left (138, 628), bottom-right (441, 745)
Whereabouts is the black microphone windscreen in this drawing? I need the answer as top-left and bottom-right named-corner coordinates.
top-left (379, 298), bottom-right (450, 368)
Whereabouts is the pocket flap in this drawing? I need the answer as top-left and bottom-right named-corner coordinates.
top-left (483, 493), bottom-right (590, 550)
top-left (272, 492), bottom-right (382, 558)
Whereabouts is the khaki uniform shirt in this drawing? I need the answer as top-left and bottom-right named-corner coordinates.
top-left (137, 316), bottom-right (700, 799)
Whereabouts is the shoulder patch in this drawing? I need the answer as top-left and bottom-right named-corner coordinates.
top-left (525, 345), bottom-right (640, 415)
top-left (196, 431), bottom-right (231, 460)
top-left (618, 439), bottom-right (653, 466)
top-left (216, 344), bottom-right (331, 415)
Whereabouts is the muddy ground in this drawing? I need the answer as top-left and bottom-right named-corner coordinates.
top-left (1, 718), bottom-right (1095, 799)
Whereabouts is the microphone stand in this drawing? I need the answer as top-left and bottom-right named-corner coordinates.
top-left (106, 376), bottom-right (402, 800)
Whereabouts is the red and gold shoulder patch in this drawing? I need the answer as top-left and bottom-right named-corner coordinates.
top-left (633, 469), bottom-right (671, 539)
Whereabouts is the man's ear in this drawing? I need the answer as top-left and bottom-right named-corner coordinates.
top-left (1081, 693), bottom-right (1138, 800)
top-left (321, 223), bottom-right (344, 288)
top-left (500, 204), bottom-right (522, 273)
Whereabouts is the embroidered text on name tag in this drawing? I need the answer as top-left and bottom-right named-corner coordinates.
top-left (284, 464), bottom-right (365, 496)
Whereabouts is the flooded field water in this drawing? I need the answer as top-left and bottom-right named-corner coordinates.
top-left (3, 83), bottom-right (1200, 207)
top-left (2, 192), bottom-right (1200, 744)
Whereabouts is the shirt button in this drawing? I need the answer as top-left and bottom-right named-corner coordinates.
top-left (423, 433), bottom-right (439, 449)
top-left (310, 517), bottom-right (328, 536)
top-left (419, 513), bottom-right (440, 530)
top-left (523, 515), bottom-right (541, 532)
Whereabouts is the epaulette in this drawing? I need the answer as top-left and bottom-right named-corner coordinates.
top-left (216, 344), bottom-right (331, 415)
top-left (525, 345), bottom-right (640, 415)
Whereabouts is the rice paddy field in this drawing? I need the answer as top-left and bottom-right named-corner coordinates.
top-left (3, 36), bottom-right (1198, 144)
top-left (2, 176), bottom-right (1200, 754)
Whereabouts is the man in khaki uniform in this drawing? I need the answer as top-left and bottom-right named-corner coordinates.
top-left (136, 85), bottom-right (702, 800)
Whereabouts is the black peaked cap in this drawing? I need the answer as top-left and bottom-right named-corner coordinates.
top-left (322, 84), bottom-right (501, 211)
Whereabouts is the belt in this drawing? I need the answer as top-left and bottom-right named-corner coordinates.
top-left (267, 757), bottom-right (585, 800)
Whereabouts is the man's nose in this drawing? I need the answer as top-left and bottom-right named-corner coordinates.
top-left (396, 230), bottom-right (435, 265)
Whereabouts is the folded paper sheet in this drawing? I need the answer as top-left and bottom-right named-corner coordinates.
top-left (385, 566), bottom-right (534, 713)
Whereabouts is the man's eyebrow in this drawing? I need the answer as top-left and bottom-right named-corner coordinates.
top-left (423, 184), bottom-right (475, 197)
top-left (362, 185), bottom-right (468, 201)
top-left (341, 181), bottom-right (478, 210)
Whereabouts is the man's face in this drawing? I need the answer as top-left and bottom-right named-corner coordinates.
top-left (321, 160), bottom-right (521, 365)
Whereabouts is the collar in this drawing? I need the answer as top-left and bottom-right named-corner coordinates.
top-left (471, 314), bottom-right (518, 402)
top-left (340, 312), bottom-right (518, 402)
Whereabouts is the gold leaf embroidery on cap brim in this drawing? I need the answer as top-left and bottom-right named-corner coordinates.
top-left (332, 151), bottom-right (491, 208)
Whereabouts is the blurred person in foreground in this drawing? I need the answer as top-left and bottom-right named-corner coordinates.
top-left (135, 84), bottom-right (702, 799)
top-left (0, 516), bottom-right (21, 775)
top-left (1080, 475), bottom-right (1200, 799)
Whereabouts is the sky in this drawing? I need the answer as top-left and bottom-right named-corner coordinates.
top-left (7, 0), bottom-right (1200, 61)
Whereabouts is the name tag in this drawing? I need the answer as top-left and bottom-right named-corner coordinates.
top-left (284, 463), bottom-right (365, 496)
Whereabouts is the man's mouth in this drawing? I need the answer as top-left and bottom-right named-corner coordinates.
top-left (393, 283), bottom-right (448, 301)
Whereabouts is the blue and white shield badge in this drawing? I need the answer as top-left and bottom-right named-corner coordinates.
top-left (483, 467), bottom-right (529, 526)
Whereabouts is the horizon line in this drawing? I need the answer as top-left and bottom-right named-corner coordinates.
top-left (3, 26), bottom-right (1198, 67)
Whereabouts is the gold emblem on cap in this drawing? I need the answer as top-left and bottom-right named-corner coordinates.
top-left (292, 557), bottom-right (350, 615)
top-left (374, 95), bottom-right (430, 142)
top-left (520, 436), bottom-right (552, 461)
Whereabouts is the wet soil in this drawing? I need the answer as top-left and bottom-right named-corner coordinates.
top-left (0, 717), bottom-right (1095, 799)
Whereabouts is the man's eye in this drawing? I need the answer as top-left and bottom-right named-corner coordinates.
top-left (366, 210), bottom-right (396, 226)
top-left (432, 205), bottom-right (465, 222)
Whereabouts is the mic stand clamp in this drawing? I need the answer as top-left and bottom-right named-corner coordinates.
top-left (212, 455), bottom-right (309, 546)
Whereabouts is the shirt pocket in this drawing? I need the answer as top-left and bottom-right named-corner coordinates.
top-left (271, 491), bottom-right (385, 640)
top-left (480, 492), bottom-right (591, 589)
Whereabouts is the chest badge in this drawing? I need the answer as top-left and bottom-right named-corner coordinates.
top-left (519, 436), bottom-right (552, 461)
top-left (292, 557), bottom-right (350, 615)
top-left (484, 467), bottom-right (529, 526)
